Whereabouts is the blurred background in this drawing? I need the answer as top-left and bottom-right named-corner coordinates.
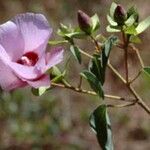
top-left (0, 0), bottom-right (150, 150)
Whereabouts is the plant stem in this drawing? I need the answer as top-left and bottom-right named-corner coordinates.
top-left (108, 62), bottom-right (126, 84)
top-left (77, 38), bottom-right (150, 115)
top-left (107, 101), bottom-right (136, 108)
top-left (108, 62), bottom-right (150, 115)
top-left (51, 82), bottom-right (133, 102)
top-left (89, 35), bottom-right (101, 52)
top-left (130, 44), bottom-right (144, 68)
top-left (122, 31), bottom-right (129, 83)
top-left (79, 49), bottom-right (93, 59)
top-left (129, 70), bottom-right (142, 84)
top-left (78, 76), bottom-right (83, 89)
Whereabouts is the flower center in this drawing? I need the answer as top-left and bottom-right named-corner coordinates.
top-left (17, 52), bottom-right (38, 66)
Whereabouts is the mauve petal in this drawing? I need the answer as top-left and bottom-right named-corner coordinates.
top-left (0, 21), bottom-right (24, 61)
top-left (27, 75), bottom-right (50, 88)
top-left (0, 46), bottom-right (25, 91)
top-left (8, 62), bottom-right (42, 80)
top-left (45, 47), bottom-right (64, 70)
top-left (12, 13), bottom-right (52, 56)
top-left (35, 54), bottom-right (46, 72)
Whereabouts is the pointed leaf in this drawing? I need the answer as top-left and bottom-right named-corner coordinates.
top-left (136, 16), bottom-right (150, 34)
top-left (129, 35), bottom-right (141, 43)
top-left (91, 14), bottom-right (100, 32)
top-left (125, 14), bottom-right (136, 26)
top-left (143, 67), bottom-right (150, 78)
top-left (80, 70), bottom-right (104, 98)
top-left (31, 87), bottom-right (48, 96)
top-left (70, 45), bottom-right (82, 64)
top-left (124, 25), bottom-right (137, 35)
top-left (48, 40), bottom-right (68, 45)
top-left (107, 15), bottom-right (117, 26)
top-left (89, 36), bottom-right (117, 85)
top-left (90, 105), bottom-right (114, 150)
top-left (106, 25), bottom-right (120, 33)
top-left (110, 2), bottom-right (117, 18)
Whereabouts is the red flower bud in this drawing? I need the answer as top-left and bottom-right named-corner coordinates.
top-left (114, 5), bottom-right (126, 25)
top-left (78, 10), bottom-right (92, 34)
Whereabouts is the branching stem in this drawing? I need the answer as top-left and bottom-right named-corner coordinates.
top-left (87, 36), bottom-right (150, 115)
top-left (51, 82), bottom-right (134, 102)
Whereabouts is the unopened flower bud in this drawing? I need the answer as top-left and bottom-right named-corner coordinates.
top-left (114, 5), bottom-right (126, 25)
top-left (78, 10), bottom-right (92, 34)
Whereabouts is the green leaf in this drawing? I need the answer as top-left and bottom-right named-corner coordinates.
top-left (31, 87), bottom-right (48, 96)
top-left (70, 45), bottom-right (82, 64)
top-left (124, 25), bottom-right (137, 35)
top-left (101, 36), bottom-right (117, 75)
top-left (80, 70), bottom-right (104, 98)
top-left (107, 15), bottom-right (117, 26)
top-left (125, 14), bottom-right (136, 27)
top-left (90, 105), bottom-right (114, 150)
top-left (106, 25), bottom-right (120, 33)
top-left (58, 25), bottom-right (87, 39)
top-left (65, 31), bottom-right (86, 39)
top-left (59, 23), bottom-right (69, 33)
top-left (91, 14), bottom-right (100, 32)
top-left (143, 67), bottom-right (150, 78)
top-left (136, 16), bottom-right (150, 34)
top-left (127, 6), bottom-right (139, 24)
top-left (129, 35), bottom-right (141, 43)
top-left (89, 36), bottom-right (117, 85)
top-left (48, 66), bottom-right (65, 83)
top-left (89, 54), bottom-right (104, 84)
top-left (48, 40), bottom-right (68, 45)
top-left (50, 66), bottom-right (62, 76)
top-left (110, 2), bottom-right (117, 18)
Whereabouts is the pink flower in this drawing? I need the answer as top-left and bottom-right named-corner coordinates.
top-left (0, 13), bottom-right (64, 91)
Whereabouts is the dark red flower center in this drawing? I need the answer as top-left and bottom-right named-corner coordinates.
top-left (17, 52), bottom-right (39, 66)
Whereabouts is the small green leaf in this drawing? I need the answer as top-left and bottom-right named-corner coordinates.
top-left (125, 14), bottom-right (136, 27)
top-left (106, 25), bottom-right (120, 33)
top-left (110, 2), bottom-right (117, 18)
top-left (91, 14), bottom-right (100, 32)
top-left (107, 15), bottom-right (117, 26)
top-left (32, 87), bottom-right (48, 96)
top-left (50, 66), bottom-right (62, 76)
top-left (48, 66), bottom-right (65, 83)
top-left (127, 6), bottom-right (139, 24)
top-left (90, 105), bottom-right (114, 150)
top-left (143, 67), bottom-right (150, 78)
top-left (124, 25), bottom-right (137, 35)
top-left (70, 45), bottom-right (82, 64)
top-left (48, 40), bottom-right (68, 45)
top-left (129, 35), bottom-right (141, 43)
top-left (80, 70), bottom-right (104, 98)
top-left (51, 74), bottom-right (64, 83)
top-left (136, 16), bottom-right (150, 34)
top-left (59, 23), bottom-right (69, 33)
top-left (65, 31), bottom-right (86, 39)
